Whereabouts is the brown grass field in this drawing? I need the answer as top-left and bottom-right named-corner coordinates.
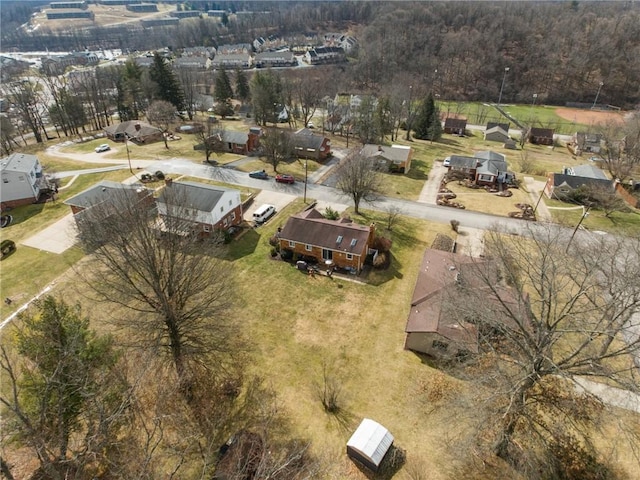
top-left (554, 107), bottom-right (626, 126)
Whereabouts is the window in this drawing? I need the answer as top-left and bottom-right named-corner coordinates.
top-left (479, 174), bottom-right (493, 182)
top-left (336, 235), bottom-right (343, 244)
top-left (229, 199), bottom-right (232, 206)
top-left (231, 212), bottom-right (236, 221)
top-left (350, 239), bottom-right (357, 247)
top-left (18, 175), bottom-right (25, 181)
top-left (2, 178), bottom-right (7, 183)
top-left (305, 244), bottom-right (312, 251)
top-left (220, 206), bottom-right (224, 212)
top-left (346, 253), bottom-right (353, 260)
top-left (289, 240), bottom-right (295, 248)
top-left (203, 225), bottom-right (211, 232)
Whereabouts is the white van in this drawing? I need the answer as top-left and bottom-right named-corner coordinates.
top-left (253, 204), bottom-right (276, 225)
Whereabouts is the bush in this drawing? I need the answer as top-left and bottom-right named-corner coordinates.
top-left (373, 252), bottom-right (387, 268)
top-left (270, 247), bottom-right (278, 258)
top-left (372, 235), bottom-right (392, 253)
top-left (268, 235), bottom-right (280, 247)
top-left (323, 207), bottom-right (340, 220)
top-left (450, 219), bottom-right (460, 232)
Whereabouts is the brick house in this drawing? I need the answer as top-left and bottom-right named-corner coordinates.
top-left (104, 121), bottom-right (164, 144)
top-left (444, 118), bottom-right (467, 135)
top-left (278, 208), bottom-right (376, 273)
top-left (291, 128), bottom-right (331, 161)
top-left (529, 127), bottom-right (555, 146)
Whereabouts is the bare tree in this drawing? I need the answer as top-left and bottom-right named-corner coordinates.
top-left (75, 187), bottom-right (239, 399)
top-left (146, 100), bottom-right (176, 149)
top-left (195, 125), bottom-right (226, 163)
top-left (334, 150), bottom-right (385, 214)
top-left (260, 127), bottom-right (294, 173)
top-left (597, 117), bottom-right (640, 182)
top-left (443, 224), bottom-right (640, 474)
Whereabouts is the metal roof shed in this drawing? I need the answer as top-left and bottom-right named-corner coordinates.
top-left (346, 418), bottom-right (394, 472)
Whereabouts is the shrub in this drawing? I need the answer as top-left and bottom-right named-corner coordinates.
top-left (270, 247), bottom-right (278, 258)
top-left (373, 252), bottom-right (387, 268)
top-left (372, 235), bottom-right (392, 253)
top-left (450, 219), bottom-right (460, 232)
top-left (268, 235), bottom-right (279, 247)
top-left (323, 207), bottom-right (340, 220)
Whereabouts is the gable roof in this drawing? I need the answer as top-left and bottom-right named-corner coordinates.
top-left (292, 129), bottom-right (326, 151)
top-left (444, 118), bottom-right (467, 128)
top-left (551, 173), bottom-right (613, 190)
top-left (1, 153), bottom-right (39, 174)
top-left (279, 208), bottom-right (371, 255)
top-left (484, 126), bottom-right (509, 138)
top-left (474, 151), bottom-right (505, 163)
top-left (65, 180), bottom-right (147, 209)
top-left (448, 155), bottom-right (478, 169)
top-left (486, 122), bottom-right (510, 131)
top-left (566, 164), bottom-right (608, 180)
top-left (530, 127), bottom-right (554, 138)
top-left (405, 249), bottom-right (479, 351)
top-left (104, 120), bottom-right (163, 139)
top-left (157, 181), bottom-right (238, 212)
top-left (477, 159), bottom-right (507, 176)
top-left (221, 130), bottom-right (249, 145)
top-left (361, 144), bottom-right (411, 163)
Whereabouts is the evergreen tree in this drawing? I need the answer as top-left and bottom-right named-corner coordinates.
top-left (214, 67), bottom-right (233, 103)
top-left (413, 93), bottom-right (435, 140)
top-left (235, 68), bottom-right (250, 101)
top-left (149, 52), bottom-right (185, 111)
top-left (427, 105), bottom-right (443, 142)
top-left (0, 296), bottom-right (128, 478)
top-left (250, 70), bottom-right (282, 126)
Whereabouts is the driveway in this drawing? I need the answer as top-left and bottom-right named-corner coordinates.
top-left (243, 190), bottom-right (297, 223)
top-left (22, 214), bottom-right (77, 254)
top-left (418, 160), bottom-right (446, 203)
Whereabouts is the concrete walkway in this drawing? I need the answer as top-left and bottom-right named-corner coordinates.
top-left (418, 160), bottom-right (446, 204)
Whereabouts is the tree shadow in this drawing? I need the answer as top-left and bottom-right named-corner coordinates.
top-left (351, 444), bottom-right (407, 480)
top-left (327, 406), bottom-right (359, 435)
top-left (225, 227), bottom-right (261, 260)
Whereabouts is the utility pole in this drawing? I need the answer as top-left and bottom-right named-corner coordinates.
top-left (566, 205), bottom-right (591, 253)
top-left (498, 67), bottom-right (510, 106)
top-left (592, 82), bottom-right (604, 110)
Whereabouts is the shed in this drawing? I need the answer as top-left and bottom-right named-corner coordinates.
top-left (346, 418), bottom-right (394, 472)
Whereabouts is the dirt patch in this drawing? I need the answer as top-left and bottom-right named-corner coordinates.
top-left (554, 107), bottom-right (626, 126)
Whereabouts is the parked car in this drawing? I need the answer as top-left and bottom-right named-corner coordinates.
top-left (249, 170), bottom-right (269, 180)
top-left (275, 174), bottom-right (295, 184)
top-left (95, 143), bottom-right (111, 153)
top-left (443, 156), bottom-right (451, 167)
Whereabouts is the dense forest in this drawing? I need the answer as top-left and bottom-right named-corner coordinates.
top-left (1, 1), bottom-right (639, 107)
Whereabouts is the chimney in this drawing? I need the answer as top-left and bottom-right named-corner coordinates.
top-left (377, 145), bottom-right (382, 151)
top-left (134, 123), bottom-right (141, 131)
top-left (165, 178), bottom-right (173, 186)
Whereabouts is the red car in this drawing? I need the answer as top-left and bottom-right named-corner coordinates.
top-left (275, 174), bottom-right (295, 184)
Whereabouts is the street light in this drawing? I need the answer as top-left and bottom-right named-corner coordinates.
top-left (497, 67), bottom-right (510, 106)
top-left (592, 82), bottom-right (604, 110)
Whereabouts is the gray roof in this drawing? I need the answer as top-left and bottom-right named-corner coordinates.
top-left (222, 130), bottom-right (248, 145)
top-left (566, 164), bottom-right (608, 180)
top-left (158, 181), bottom-right (236, 212)
top-left (476, 159), bottom-right (507, 176)
top-left (65, 180), bottom-right (145, 209)
top-left (448, 155), bottom-right (478, 169)
top-left (292, 130), bottom-right (326, 151)
top-left (361, 144), bottom-right (411, 163)
top-left (0, 153), bottom-right (39, 174)
top-left (474, 151), bottom-right (505, 162)
top-left (552, 174), bottom-right (612, 190)
top-left (104, 120), bottom-right (163, 140)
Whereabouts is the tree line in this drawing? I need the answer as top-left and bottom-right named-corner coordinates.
top-left (2, 2), bottom-right (639, 107)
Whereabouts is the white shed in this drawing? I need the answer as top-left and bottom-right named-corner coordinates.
top-left (346, 418), bottom-right (394, 472)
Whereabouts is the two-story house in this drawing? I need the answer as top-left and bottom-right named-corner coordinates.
top-left (157, 179), bottom-right (242, 237)
top-left (1, 153), bottom-right (51, 208)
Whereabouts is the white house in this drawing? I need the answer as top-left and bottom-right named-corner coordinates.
top-left (156, 180), bottom-right (243, 237)
top-left (1, 153), bottom-right (50, 208)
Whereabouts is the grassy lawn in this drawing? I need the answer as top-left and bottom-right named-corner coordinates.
top-left (546, 198), bottom-right (640, 235)
top-left (444, 181), bottom-right (533, 216)
top-left (0, 168), bottom-right (133, 319)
